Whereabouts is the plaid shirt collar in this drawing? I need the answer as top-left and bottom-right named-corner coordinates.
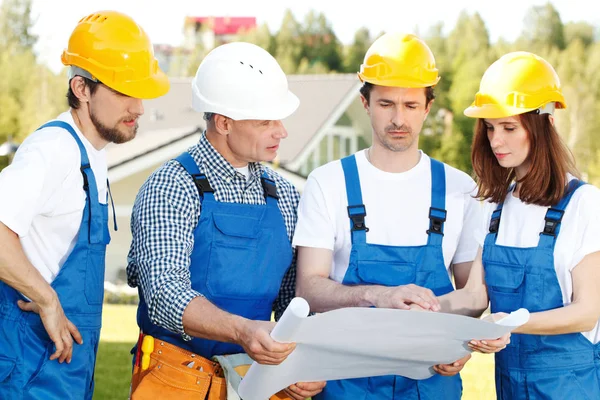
top-left (191, 131), bottom-right (264, 185)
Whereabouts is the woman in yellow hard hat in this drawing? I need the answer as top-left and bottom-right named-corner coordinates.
top-left (0, 10), bottom-right (168, 400)
top-left (459, 52), bottom-right (600, 398)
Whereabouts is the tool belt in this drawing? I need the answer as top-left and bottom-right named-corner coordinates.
top-left (130, 335), bottom-right (292, 400)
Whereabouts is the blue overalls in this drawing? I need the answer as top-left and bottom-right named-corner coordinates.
top-left (0, 121), bottom-right (111, 399)
top-left (483, 179), bottom-right (600, 399)
top-left (136, 152), bottom-right (293, 359)
top-left (316, 155), bottom-right (462, 400)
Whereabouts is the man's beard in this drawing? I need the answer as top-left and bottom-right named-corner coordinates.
top-left (90, 109), bottom-right (138, 144)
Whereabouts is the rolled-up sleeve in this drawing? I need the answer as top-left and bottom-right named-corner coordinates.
top-left (127, 162), bottom-right (202, 339)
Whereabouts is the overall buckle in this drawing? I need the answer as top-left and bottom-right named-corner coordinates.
top-left (347, 205), bottom-right (369, 232)
top-left (427, 207), bottom-right (447, 235)
top-left (541, 208), bottom-right (564, 237)
top-left (261, 177), bottom-right (279, 199)
top-left (191, 174), bottom-right (214, 196)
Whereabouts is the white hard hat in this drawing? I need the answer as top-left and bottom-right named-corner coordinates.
top-left (191, 42), bottom-right (299, 120)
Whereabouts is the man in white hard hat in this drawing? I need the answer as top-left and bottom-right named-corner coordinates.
top-left (127, 42), bottom-right (325, 400)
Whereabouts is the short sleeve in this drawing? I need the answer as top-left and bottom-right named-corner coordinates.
top-left (0, 132), bottom-right (68, 236)
top-left (570, 185), bottom-right (600, 271)
top-left (452, 186), bottom-right (484, 264)
top-left (292, 174), bottom-right (336, 250)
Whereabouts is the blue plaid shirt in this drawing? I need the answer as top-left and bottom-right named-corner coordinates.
top-left (127, 133), bottom-right (300, 339)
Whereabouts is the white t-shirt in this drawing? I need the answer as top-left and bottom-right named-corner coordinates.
top-left (476, 180), bottom-right (600, 344)
top-left (293, 150), bottom-right (482, 283)
top-left (0, 111), bottom-right (108, 284)
top-left (235, 165), bottom-right (250, 180)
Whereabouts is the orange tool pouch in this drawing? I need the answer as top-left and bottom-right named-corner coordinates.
top-left (131, 336), bottom-right (226, 400)
top-left (130, 335), bottom-right (292, 400)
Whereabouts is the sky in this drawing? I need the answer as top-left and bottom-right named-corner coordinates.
top-left (25, 0), bottom-right (600, 73)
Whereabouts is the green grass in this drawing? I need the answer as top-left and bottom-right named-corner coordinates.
top-left (93, 305), bottom-right (496, 399)
top-left (94, 342), bottom-right (134, 399)
top-left (93, 305), bottom-right (138, 399)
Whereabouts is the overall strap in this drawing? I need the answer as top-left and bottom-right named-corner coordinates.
top-left (341, 155), bottom-right (368, 244)
top-left (427, 158), bottom-right (447, 246)
top-left (260, 171), bottom-right (279, 207)
top-left (485, 183), bottom-right (515, 246)
top-left (37, 121), bottom-right (104, 244)
top-left (484, 206), bottom-right (504, 247)
top-left (538, 179), bottom-right (586, 249)
top-left (107, 179), bottom-right (118, 231)
top-left (175, 152), bottom-right (214, 204)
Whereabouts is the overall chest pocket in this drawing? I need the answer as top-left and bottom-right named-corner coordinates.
top-left (206, 213), bottom-right (283, 300)
top-left (356, 260), bottom-right (417, 286)
top-left (484, 262), bottom-right (526, 313)
top-left (212, 213), bottom-right (260, 248)
top-left (485, 262), bottom-right (525, 292)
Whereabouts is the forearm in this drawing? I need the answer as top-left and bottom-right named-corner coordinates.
top-left (297, 274), bottom-right (375, 312)
top-left (182, 296), bottom-right (249, 344)
top-left (439, 249), bottom-right (487, 317)
top-left (438, 286), bottom-right (488, 317)
top-left (514, 301), bottom-right (599, 335)
top-left (0, 222), bottom-right (56, 306)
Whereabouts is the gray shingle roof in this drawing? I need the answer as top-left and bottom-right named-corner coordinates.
top-left (107, 74), bottom-right (360, 169)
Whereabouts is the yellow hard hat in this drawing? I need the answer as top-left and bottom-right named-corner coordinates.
top-left (464, 51), bottom-right (566, 118)
top-left (61, 11), bottom-right (169, 99)
top-left (358, 33), bottom-right (440, 88)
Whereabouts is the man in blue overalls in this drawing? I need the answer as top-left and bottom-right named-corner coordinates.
top-left (0, 11), bottom-right (169, 399)
top-left (293, 33), bottom-right (483, 399)
top-left (127, 42), bottom-right (326, 400)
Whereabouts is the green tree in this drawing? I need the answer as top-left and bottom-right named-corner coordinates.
top-left (343, 27), bottom-right (371, 73)
top-left (521, 3), bottom-right (565, 51)
top-left (420, 23), bottom-right (450, 156)
top-left (0, 0), bottom-right (67, 170)
top-left (184, 42), bottom-right (208, 77)
top-left (296, 58), bottom-right (330, 74)
top-left (424, 23), bottom-right (450, 105)
top-left (447, 12), bottom-right (490, 72)
top-left (274, 9), bottom-right (304, 73)
top-left (564, 22), bottom-right (596, 48)
top-left (237, 23), bottom-right (275, 54)
top-left (300, 11), bottom-right (342, 72)
top-left (438, 12), bottom-right (491, 172)
top-left (554, 39), bottom-right (600, 177)
top-left (0, 0), bottom-right (36, 51)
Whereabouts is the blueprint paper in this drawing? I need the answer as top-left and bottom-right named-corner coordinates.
top-left (238, 298), bottom-right (528, 400)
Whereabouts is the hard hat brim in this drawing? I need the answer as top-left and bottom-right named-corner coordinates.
top-left (359, 73), bottom-right (440, 88)
top-left (257, 90), bottom-right (300, 121)
top-left (110, 70), bottom-right (171, 99)
top-left (193, 90), bottom-right (300, 121)
top-left (463, 104), bottom-right (535, 119)
top-left (464, 100), bottom-right (567, 119)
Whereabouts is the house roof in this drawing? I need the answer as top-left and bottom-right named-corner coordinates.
top-left (106, 78), bottom-right (204, 169)
top-left (107, 74), bottom-right (360, 173)
top-left (279, 74), bottom-right (360, 164)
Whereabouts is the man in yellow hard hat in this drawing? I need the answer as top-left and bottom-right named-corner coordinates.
top-left (0, 10), bottom-right (168, 399)
top-left (293, 33), bottom-right (484, 399)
